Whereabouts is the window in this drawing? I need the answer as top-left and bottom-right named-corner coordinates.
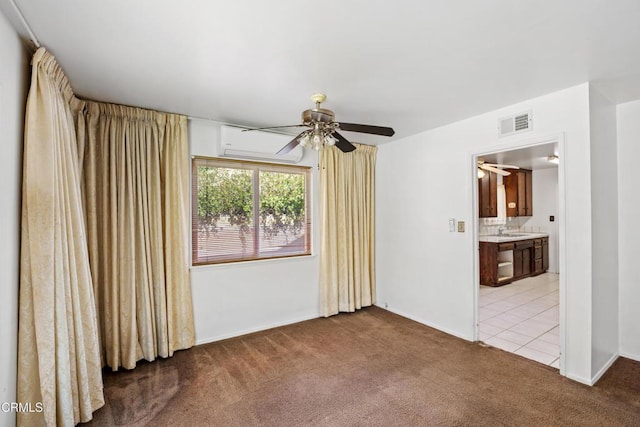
top-left (192, 157), bottom-right (311, 265)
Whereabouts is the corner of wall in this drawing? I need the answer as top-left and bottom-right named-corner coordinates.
top-left (616, 99), bottom-right (640, 361)
top-left (0, 8), bottom-right (30, 427)
top-left (587, 82), bottom-right (619, 378)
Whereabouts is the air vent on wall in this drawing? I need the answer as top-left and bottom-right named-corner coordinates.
top-left (498, 110), bottom-right (532, 137)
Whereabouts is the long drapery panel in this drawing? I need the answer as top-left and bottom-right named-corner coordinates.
top-left (319, 144), bottom-right (377, 316)
top-left (18, 46), bottom-right (196, 425)
top-left (80, 102), bottom-right (195, 370)
top-left (18, 47), bottom-right (105, 426)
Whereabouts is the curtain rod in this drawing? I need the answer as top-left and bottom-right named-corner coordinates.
top-left (9, 0), bottom-right (40, 48)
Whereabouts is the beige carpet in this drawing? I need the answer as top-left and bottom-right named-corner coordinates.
top-left (87, 307), bottom-right (640, 426)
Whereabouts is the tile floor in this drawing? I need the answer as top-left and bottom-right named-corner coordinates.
top-left (479, 273), bottom-right (560, 368)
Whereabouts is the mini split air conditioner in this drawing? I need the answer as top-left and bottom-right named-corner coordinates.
top-left (219, 125), bottom-right (304, 164)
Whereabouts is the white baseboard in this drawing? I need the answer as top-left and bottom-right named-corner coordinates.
top-left (539, 353), bottom-right (620, 386)
top-left (565, 373), bottom-right (592, 385)
top-left (374, 303), bottom-right (474, 342)
top-left (590, 352), bottom-right (620, 385)
top-left (195, 312), bottom-right (320, 346)
top-left (619, 351), bottom-right (640, 362)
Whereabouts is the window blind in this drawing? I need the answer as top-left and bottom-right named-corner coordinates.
top-left (192, 157), bottom-right (311, 265)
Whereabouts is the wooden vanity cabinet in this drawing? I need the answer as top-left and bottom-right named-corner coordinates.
top-left (532, 237), bottom-right (550, 274)
top-left (479, 242), bottom-right (498, 286)
top-left (504, 169), bottom-right (533, 217)
top-left (533, 238), bottom-right (543, 274)
top-left (480, 241), bottom-right (514, 286)
top-left (478, 171), bottom-right (497, 218)
top-left (513, 239), bottom-right (533, 277)
top-left (480, 237), bottom-right (549, 286)
top-left (542, 237), bottom-right (549, 271)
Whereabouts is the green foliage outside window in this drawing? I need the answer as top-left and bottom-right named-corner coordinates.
top-left (196, 166), bottom-right (306, 239)
top-left (259, 171), bottom-right (306, 238)
top-left (197, 166), bottom-right (253, 233)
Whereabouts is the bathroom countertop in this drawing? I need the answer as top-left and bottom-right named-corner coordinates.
top-left (479, 233), bottom-right (549, 243)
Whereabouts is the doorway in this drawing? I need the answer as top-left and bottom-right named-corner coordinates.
top-left (473, 138), bottom-right (564, 370)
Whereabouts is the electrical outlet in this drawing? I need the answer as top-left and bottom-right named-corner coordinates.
top-left (550, 215), bottom-right (555, 222)
top-left (457, 221), bottom-right (465, 232)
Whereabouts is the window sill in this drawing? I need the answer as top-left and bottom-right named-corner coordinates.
top-left (190, 253), bottom-right (317, 271)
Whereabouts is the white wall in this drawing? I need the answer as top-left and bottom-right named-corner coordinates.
top-left (0, 10), bottom-right (27, 427)
top-left (588, 86), bottom-right (619, 378)
top-left (376, 83), bottom-right (597, 383)
top-left (189, 120), bottom-right (320, 344)
top-left (528, 168), bottom-right (559, 273)
top-left (617, 99), bottom-right (640, 361)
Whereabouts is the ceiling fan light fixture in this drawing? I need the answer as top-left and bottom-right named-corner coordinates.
top-left (311, 132), bottom-right (323, 150)
top-left (299, 134), bottom-right (311, 149)
top-left (298, 130), bottom-right (339, 152)
top-left (548, 155), bottom-right (559, 164)
top-left (247, 93), bottom-right (394, 155)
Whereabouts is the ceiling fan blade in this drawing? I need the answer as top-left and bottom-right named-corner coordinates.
top-left (483, 163), bottom-right (520, 169)
top-left (276, 131), bottom-right (306, 155)
top-left (337, 122), bottom-right (395, 137)
top-left (332, 132), bottom-right (357, 153)
top-left (242, 124), bottom-right (307, 132)
top-left (480, 165), bottom-right (511, 176)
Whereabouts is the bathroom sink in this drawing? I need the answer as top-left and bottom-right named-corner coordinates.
top-left (480, 232), bottom-right (547, 242)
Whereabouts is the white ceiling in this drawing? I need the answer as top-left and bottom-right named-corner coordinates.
top-left (3, 0), bottom-right (640, 145)
top-left (479, 143), bottom-right (558, 171)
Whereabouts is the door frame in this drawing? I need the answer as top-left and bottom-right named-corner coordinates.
top-left (471, 132), bottom-right (567, 375)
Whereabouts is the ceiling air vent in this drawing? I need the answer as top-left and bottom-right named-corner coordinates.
top-left (498, 110), bottom-right (532, 137)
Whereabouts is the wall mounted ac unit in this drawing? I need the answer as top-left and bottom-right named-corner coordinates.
top-left (498, 110), bottom-right (533, 137)
top-left (220, 125), bottom-right (304, 164)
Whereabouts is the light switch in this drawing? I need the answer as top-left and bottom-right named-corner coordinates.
top-left (449, 218), bottom-right (456, 232)
top-left (458, 221), bottom-right (465, 232)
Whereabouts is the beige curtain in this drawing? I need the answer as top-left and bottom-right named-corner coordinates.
top-left (19, 47), bottom-right (195, 424)
top-left (319, 144), bottom-right (377, 316)
top-left (18, 48), bottom-right (104, 426)
top-left (79, 102), bottom-right (195, 370)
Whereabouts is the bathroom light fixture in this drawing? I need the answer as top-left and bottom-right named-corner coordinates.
top-left (547, 155), bottom-right (559, 164)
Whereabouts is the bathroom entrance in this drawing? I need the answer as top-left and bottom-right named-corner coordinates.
top-left (474, 141), bottom-right (562, 369)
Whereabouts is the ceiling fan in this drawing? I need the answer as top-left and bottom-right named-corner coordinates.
top-left (477, 160), bottom-right (519, 178)
top-left (242, 93), bottom-right (395, 154)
